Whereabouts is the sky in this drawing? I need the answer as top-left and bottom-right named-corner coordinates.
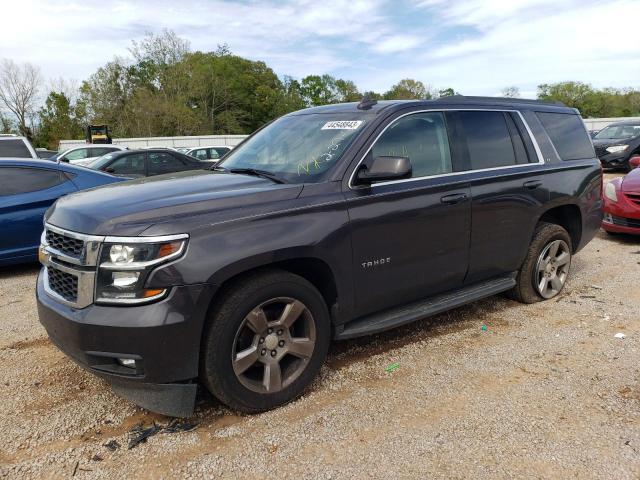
top-left (1, 0), bottom-right (640, 98)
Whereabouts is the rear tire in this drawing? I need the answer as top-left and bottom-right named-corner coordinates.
top-left (508, 222), bottom-right (572, 304)
top-left (200, 270), bottom-right (330, 413)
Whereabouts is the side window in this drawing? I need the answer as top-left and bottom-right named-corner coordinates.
top-left (457, 111), bottom-right (517, 169)
top-left (64, 149), bottom-right (89, 161)
top-left (0, 167), bottom-right (66, 196)
top-left (208, 148), bottom-right (220, 160)
top-left (536, 112), bottom-right (595, 160)
top-left (211, 147), bottom-right (230, 159)
top-left (504, 113), bottom-right (530, 164)
top-left (148, 152), bottom-right (186, 175)
top-left (371, 112), bottom-right (452, 178)
top-left (0, 139), bottom-right (32, 158)
top-left (192, 149), bottom-right (208, 160)
top-left (106, 153), bottom-right (145, 175)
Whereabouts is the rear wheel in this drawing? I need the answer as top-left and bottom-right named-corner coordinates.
top-left (508, 222), bottom-right (572, 303)
top-left (201, 270), bottom-right (330, 413)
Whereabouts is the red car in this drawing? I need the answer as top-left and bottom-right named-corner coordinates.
top-left (603, 166), bottom-right (640, 235)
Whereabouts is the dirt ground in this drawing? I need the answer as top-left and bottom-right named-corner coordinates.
top-left (1, 173), bottom-right (639, 479)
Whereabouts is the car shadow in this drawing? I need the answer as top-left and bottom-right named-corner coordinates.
top-left (0, 262), bottom-right (41, 279)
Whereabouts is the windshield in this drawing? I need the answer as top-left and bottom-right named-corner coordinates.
top-left (594, 124), bottom-right (640, 140)
top-left (218, 113), bottom-right (374, 183)
top-left (88, 152), bottom-right (117, 169)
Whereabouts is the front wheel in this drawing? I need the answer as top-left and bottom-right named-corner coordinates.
top-left (201, 270), bottom-right (330, 413)
top-left (508, 222), bottom-right (573, 303)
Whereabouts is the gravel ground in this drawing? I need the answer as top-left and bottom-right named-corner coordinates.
top-left (1, 173), bottom-right (639, 479)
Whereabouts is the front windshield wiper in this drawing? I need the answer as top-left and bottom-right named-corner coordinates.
top-left (214, 166), bottom-right (286, 184)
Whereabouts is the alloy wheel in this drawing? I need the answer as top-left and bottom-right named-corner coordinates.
top-left (535, 239), bottom-right (571, 299)
top-left (231, 297), bottom-right (316, 393)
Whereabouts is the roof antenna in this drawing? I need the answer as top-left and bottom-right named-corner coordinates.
top-left (357, 94), bottom-right (377, 110)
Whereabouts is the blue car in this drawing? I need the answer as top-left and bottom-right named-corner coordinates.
top-left (0, 159), bottom-right (124, 266)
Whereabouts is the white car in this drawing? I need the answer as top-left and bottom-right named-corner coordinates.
top-left (53, 145), bottom-right (127, 165)
top-left (0, 134), bottom-right (38, 159)
top-left (184, 145), bottom-right (233, 162)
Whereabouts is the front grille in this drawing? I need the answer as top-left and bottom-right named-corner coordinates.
top-left (46, 230), bottom-right (84, 257)
top-left (611, 214), bottom-right (640, 228)
top-left (47, 267), bottom-right (78, 302)
top-left (625, 193), bottom-right (640, 206)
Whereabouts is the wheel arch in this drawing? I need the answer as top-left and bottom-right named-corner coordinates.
top-left (537, 203), bottom-right (582, 252)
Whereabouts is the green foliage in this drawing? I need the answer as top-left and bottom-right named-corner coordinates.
top-left (0, 112), bottom-right (15, 134)
top-left (35, 91), bottom-right (84, 149)
top-left (384, 79), bottom-right (431, 100)
top-left (537, 82), bottom-right (640, 117)
top-left (437, 87), bottom-right (459, 98)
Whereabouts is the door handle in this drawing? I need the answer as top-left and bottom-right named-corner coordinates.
top-left (440, 193), bottom-right (468, 205)
top-left (523, 180), bottom-right (542, 190)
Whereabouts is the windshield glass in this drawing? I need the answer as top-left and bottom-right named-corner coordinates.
top-left (218, 113), bottom-right (374, 183)
top-left (88, 153), bottom-right (117, 169)
top-left (594, 124), bottom-right (640, 140)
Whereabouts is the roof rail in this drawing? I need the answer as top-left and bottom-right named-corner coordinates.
top-left (433, 95), bottom-right (566, 107)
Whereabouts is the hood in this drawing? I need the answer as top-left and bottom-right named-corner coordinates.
top-left (621, 168), bottom-right (640, 193)
top-left (45, 170), bottom-right (303, 236)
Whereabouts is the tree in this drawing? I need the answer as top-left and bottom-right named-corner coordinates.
top-left (300, 75), bottom-right (339, 106)
top-left (0, 111), bottom-right (14, 134)
top-left (36, 91), bottom-right (84, 149)
top-left (384, 79), bottom-right (430, 100)
top-left (437, 87), bottom-right (459, 98)
top-left (335, 79), bottom-right (361, 102)
top-left (0, 59), bottom-right (42, 139)
top-left (501, 86), bottom-right (520, 98)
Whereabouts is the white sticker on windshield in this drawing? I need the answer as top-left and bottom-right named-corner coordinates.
top-left (321, 120), bottom-right (363, 130)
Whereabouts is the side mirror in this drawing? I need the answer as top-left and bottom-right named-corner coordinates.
top-left (355, 156), bottom-right (412, 185)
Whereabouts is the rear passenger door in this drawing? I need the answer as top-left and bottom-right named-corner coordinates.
top-left (0, 167), bottom-right (77, 261)
top-left (346, 111), bottom-right (471, 317)
top-left (450, 110), bottom-right (548, 283)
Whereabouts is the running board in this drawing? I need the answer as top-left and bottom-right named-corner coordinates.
top-left (335, 274), bottom-right (517, 340)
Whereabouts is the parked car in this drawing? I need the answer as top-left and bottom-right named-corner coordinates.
top-left (0, 159), bottom-right (124, 266)
top-left (0, 134), bottom-right (38, 159)
top-left (81, 149), bottom-right (215, 178)
top-left (602, 166), bottom-right (640, 235)
top-left (185, 145), bottom-right (232, 162)
top-left (52, 145), bottom-right (127, 164)
top-left (592, 121), bottom-right (640, 171)
top-left (37, 97), bottom-right (602, 417)
top-left (35, 148), bottom-right (59, 159)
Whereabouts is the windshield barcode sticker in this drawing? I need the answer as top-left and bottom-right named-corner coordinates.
top-left (321, 120), bottom-right (363, 130)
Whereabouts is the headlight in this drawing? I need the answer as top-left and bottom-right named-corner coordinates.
top-left (606, 145), bottom-right (628, 154)
top-left (604, 182), bottom-right (618, 202)
top-left (95, 235), bottom-right (188, 304)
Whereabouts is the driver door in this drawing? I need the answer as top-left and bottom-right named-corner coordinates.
top-left (344, 111), bottom-right (471, 317)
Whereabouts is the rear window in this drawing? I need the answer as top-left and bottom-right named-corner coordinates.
top-left (536, 112), bottom-right (594, 161)
top-left (0, 167), bottom-right (66, 195)
top-left (0, 139), bottom-right (31, 158)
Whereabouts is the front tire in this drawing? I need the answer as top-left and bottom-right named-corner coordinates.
top-left (201, 270), bottom-right (330, 413)
top-left (508, 222), bottom-right (572, 303)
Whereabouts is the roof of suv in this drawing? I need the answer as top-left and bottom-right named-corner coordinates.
top-left (291, 96), bottom-right (575, 116)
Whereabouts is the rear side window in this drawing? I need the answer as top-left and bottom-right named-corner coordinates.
top-left (0, 167), bottom-right (66, 195)
top-left (536, 112), bottom-right (594, 160)
top-left (148, 152), bottom-right (187, 175)
top-left (106, 153), bottom-right (145, 175)
top-left (0, 139), bottom-right (31, 158)
top-left (457, 111), bottom-right (516, 169)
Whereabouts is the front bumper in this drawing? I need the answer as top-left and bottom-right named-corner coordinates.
top-left (598, 151), bottom-right (629, 169)
top-left (37, 270), bottom-right (215, 416)
top-left (602, 192), bottom-right (640, 235)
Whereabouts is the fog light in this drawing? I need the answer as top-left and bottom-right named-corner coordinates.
top-left (603, 213), bottom-right (613, 223)
top-left (112, 271), bottom-right (140, 287)
top-left (117, 358), bottom-right (136, 368)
